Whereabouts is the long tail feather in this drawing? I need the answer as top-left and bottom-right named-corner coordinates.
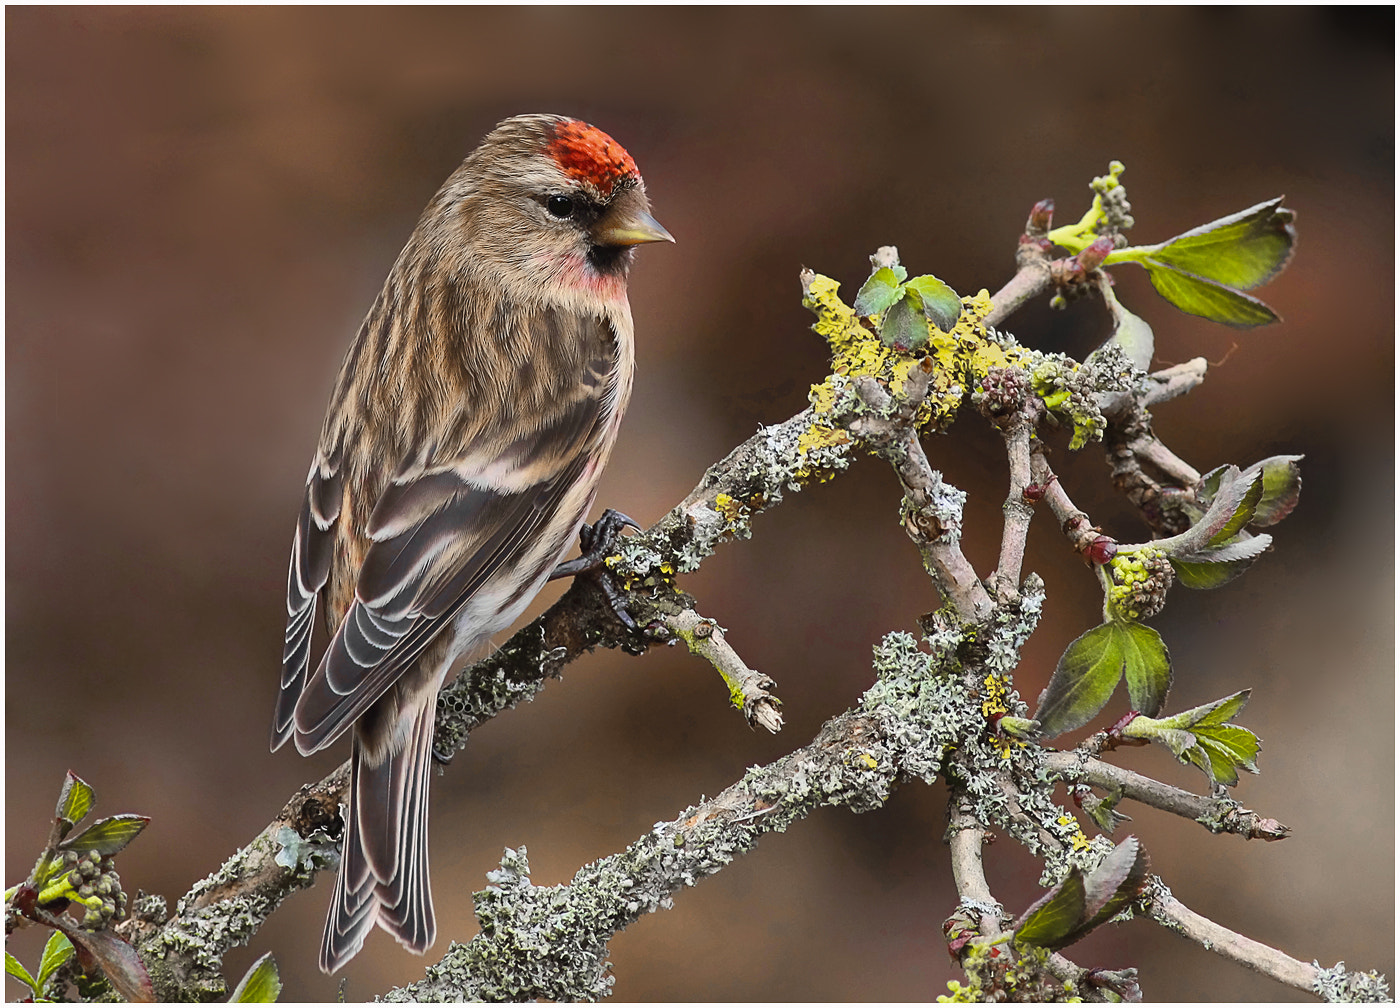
top-left (319, 692), bottom-right (437, 974)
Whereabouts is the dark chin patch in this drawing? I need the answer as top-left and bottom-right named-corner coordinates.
top-left (587, 243), bottom-right (633, 276)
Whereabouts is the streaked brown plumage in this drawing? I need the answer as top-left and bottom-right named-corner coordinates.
top-left (270, 114), bottom-right (671, 973)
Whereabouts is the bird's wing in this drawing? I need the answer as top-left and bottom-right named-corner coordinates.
top-left (285, 309), bottom-right (620, 755)
top-left (271, 445), bottom-right (343, 751)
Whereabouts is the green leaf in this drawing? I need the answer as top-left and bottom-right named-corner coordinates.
top-left (1185, 532), bottom-right (1273, 565)
top-left (1187, 465), bottom-right (1252, 546)
top-left (1170, 557), bottom-right (1246, 589)
top-left (1013, 868), bottom-right (1086, 949)
top-left (1146, 197), bottom-right (1295, 291)
top-left (1189, 723), bottom-right (1261, 786)
top-left (1121, 692), bottom-right (1260, 787)
top-left (1171, 532), bottom-right (1273, 589)
top-left (1074, 836), bottom-right (1150, 938)
top-left (1120, 719), bottom-right (1199, 758)
top-left (1207, 472), bottom-right (1263, 547)
top-left (1248, 454), bottom-right (1304, 526)
top-left (1095, 283), bottom-right (1155, 371)
top-left (1035, 623), bottom-right (1129, 737)
top-left (6, 950), bottom-right (39, 994)
top-left (59, 814), bottom-right (150, 856)
top-left (1152, 689), bottom-right (1250, 730)
top-left (1118, 621), bottom-right (1171, 717)
top-left (38, 930), bottom-right (75, 987)
top-left (1197, 464), bottom-right (1228, 505)
top-left (1142, 262), bottom-right (1281, 328)
top-left (229, 952), bottom-right (282, 1003)
top-left (853, 267), bottom-right (903, 317)
top-left (55, 771), bottom-right (95, 840)
top-left (56, 925), bottom-right (155, 1004)
top-left (879, 294), bottom-right (931, 352)
top-left (902, 274), bottom-right (962, 331)
top-left (1154, 464), bottom-right (1262, 557)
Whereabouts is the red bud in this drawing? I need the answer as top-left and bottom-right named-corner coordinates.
top-left (1027, 198), bottom-right (1055, 235)
top-left (1076, 235), bottom-right (1115, 272)
top-left (1086, 536), bottom-right (1117, 565)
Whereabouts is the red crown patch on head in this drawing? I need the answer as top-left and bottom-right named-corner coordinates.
top-left (546, 120), bottom-right (639, 191)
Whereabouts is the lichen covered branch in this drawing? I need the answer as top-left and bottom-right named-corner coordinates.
top-left (116, 767), bottom-right (348, 1001)
top-left (390, 616), bottom-right (1041, 1002)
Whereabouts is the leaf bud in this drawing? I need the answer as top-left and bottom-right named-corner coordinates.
top-left (1027, 198), bottom-right (1055, 236)
top-left (1086, 536), bottom-right (1117, 565)
top-left (1076, 235), bottom-right (1115, 273)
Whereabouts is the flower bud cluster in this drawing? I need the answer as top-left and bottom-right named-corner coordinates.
top-left (975, 366), bottom-right (1031, 418)
top-left (58, 848), bottom-right (128, 928)
top-left (1090, 161), bottom-right (1135, 241)
top-left (1030, 357), bottom-right (1105, 450)
top-left (1107, 548), bottom-right (1174, 620)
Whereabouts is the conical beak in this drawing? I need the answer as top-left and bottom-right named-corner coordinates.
top-left (593, 190), bottom-right (675, 247)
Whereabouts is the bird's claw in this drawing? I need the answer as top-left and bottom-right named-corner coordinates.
top-left (549, 508), bottom-right (641, 580)
top-left (549, 508), bottom-right (643, 630)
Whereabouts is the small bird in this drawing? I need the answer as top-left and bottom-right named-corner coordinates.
top-left (270, 114), bottom-right (671, 973)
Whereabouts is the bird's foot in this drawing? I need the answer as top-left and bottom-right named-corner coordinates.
top-left (548, 508), bottom-right (642, 629)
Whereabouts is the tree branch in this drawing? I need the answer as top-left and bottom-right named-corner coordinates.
top-left (1151, 885), bottom-right (1311, 986)
top-left (993, 406), bottom-right (1037, 602)
top-left (1043, 751), bottom-right (1290, 841)
top-left (388, 612), bottom-right (1043, 1001)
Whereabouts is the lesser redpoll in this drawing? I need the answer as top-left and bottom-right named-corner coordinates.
top-left (270, 113), bottom-right (671, 973)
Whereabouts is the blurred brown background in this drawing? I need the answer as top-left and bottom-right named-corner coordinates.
top-left (7, 7), bottom-right (1392, 1002)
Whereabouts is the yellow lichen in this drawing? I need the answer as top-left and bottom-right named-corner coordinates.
top-left (806, 277), bottom-right (1030, 437)
top-left (802, 274), bottom-right (873, 369)
top-left (796, 424), bottom-right (851, 456)
top-left (808, 379), bottom-right (839, 415)
top-left (980, 671), bottom-right (1011, 720)
top-left (713, 493), bottom-right (745, 523)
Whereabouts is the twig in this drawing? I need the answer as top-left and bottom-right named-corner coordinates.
top-left (946, 799), bottom-right (1003, 936)
top-left (1043, 751), bottom-right (1290, 840)
top-left (1028, 445), bottom-right (1104, 556)
top-left (994, 408), bottom-right (1036, 602)
top-left (1099, 368), bottom-right (1206, 538)
top-left (1147, 885), bottom-right (1318, 994)
top-left (1139, 358), bottom-right (1209, 407)
top-left (845, 373), bottom-right (995, 622)
top-left (985, 247), bottom-right (1052, 328)
top-left (661, 607), bottom-right (783, 732)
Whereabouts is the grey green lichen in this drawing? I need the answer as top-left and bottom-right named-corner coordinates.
top-left (1312, 961), bottom-right (1391, 1003)
top-left (386, 580), bottom-right (1057, 1002)
top-left (140, 831), bottom-right (313, 1001)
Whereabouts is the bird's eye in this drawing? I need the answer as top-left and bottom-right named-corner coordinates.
top-left (546, 195), bottom-right (575, 219)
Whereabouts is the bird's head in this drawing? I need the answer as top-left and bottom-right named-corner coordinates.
top-left (429, 114), bottom-right (673, 304)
